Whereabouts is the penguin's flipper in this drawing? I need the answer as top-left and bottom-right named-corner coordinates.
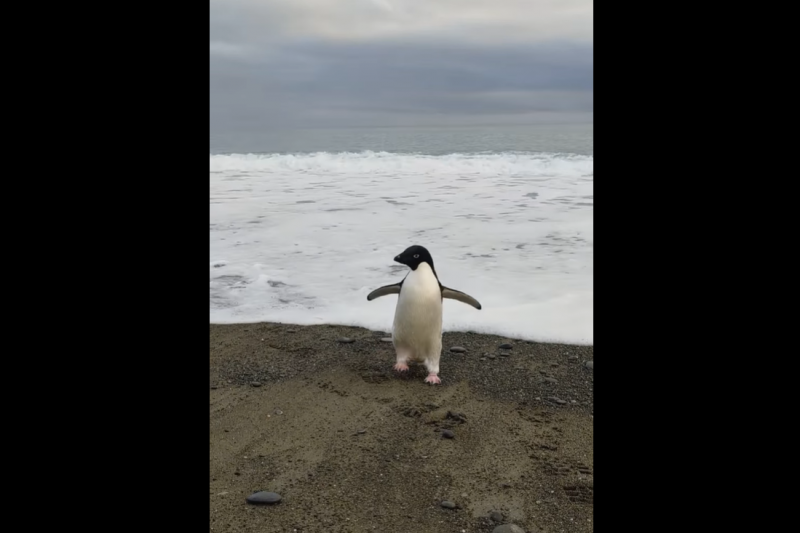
top-left (441, 287), bottom-right (482, 310)
top-left (367, 283), bottom-right (402, 301)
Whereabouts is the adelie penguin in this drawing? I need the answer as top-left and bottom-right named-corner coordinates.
top-left (367, 245), bottom-right (481, 385)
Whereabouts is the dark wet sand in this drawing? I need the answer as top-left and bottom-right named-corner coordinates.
top-left (210, 322), bottom-right (593, 533)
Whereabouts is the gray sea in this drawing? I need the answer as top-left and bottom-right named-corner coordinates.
top-left (209, 123), bottom-right (593, 345)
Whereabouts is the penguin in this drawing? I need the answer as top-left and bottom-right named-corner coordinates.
top-left (366, 245), bottom-right (482, 385)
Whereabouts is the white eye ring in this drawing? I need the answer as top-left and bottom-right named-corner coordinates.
top-left (413, 254), bottom-right (419, 258)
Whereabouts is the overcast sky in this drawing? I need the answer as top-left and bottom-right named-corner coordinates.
top-left (210, 0), bottom-right (593, 130)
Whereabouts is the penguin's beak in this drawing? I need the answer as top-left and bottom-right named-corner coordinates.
top-left (394, 255), bottom-right (402, 263)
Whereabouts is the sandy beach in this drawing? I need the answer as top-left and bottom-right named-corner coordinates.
top-left (210, 322), bottom-right (594, 533)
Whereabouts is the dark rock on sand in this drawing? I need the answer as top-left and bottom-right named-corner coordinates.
top-left (490, 511), bottom-right (504, 522)
top-left (446, 411), bottom-right (467, 423)
top-left (246, 491), bottom-right (282, 504)
top-left (337, 337), bottom-right (355, 343)
top-left (499, 343), bottom-right (513, 349)
top-left (442, 429), bottom-right (455, 439)
top-left (440, 500), bottom-right (456, 509)
top-left (585, 360), bottom-right (594, 369)
top-left (450, 346), bottom-right (466, 353)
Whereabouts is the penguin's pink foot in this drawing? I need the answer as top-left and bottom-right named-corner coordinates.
top-left (393, 363), bottom-right (409, 372)
top-left (424, 374), bottom-right (441, 385)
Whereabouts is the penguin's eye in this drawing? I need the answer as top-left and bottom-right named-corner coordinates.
top-left (413, 254), bottom-right (419, 258)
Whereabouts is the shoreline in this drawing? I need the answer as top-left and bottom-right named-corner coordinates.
top-left (209, 321), bottom-right (593, 348)
top-left (210, 321), bottom-right (593, 532)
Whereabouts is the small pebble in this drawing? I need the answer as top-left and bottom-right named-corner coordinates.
top-left (440, 500), bottom-right (456, 509)
top-left (490, 511), bottom-right (504, 522)
top-left (442, 429), bottom-right (455, 439)
top-left (287, 329), bottom-right (297, 333)
top-left (381, 337), bottom-right (393, 342)
top-left (357, 429), bottom-right (366, 434)
top-left (250, 382), bottom-right (261, 387)
top-left (488, 354), bottom-right (496, 360)
top-left (585, 360), bottom-right (594, 369)
top-left (446, 411), bottom-right (467, 423)
top-left (542, 377), bottom-right (557, 384)
top-left (568, 355), bottom-right (578, 361)
top-left (337, 337), bottom-right (355, 343)
top-left (246, 491), bottom-right (281, 505)
top-left (450, 346), bottom-right (466, 353)
top-left (547, 396), bottom-right (567, 405)
top-left (499, 343), bottom-right (513, 349)
top-left (500, 351), bottom-right (510, 357)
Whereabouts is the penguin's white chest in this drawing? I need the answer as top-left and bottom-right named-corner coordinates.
top-left (392, 263), bottom-right (443, 350)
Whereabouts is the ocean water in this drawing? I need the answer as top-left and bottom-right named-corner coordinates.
top-left (209, 124), bottom-right (593, 345)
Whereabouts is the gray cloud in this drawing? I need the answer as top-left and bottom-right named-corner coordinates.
top-left (210, 0), bottom-right (593, 129)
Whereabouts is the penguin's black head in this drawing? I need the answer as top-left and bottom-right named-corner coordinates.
top-left (394, 245), bottom-right (433, 271)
